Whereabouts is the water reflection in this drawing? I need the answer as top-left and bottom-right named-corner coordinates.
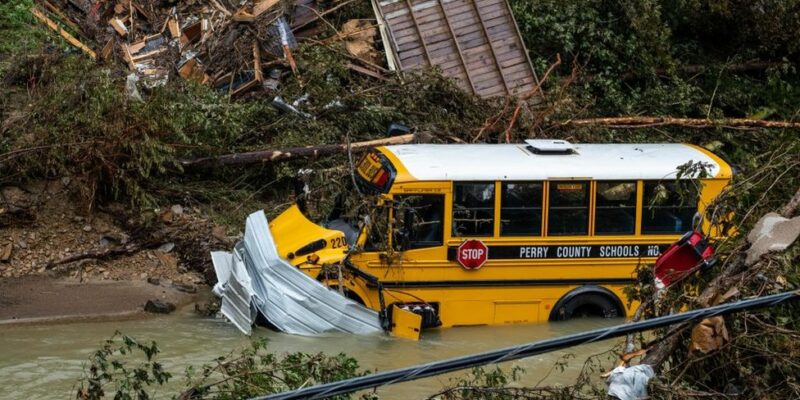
top-left (0, 305), bottom-right (623, 399)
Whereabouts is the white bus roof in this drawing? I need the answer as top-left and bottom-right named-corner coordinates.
top-left (382, 143), bottom-right (730, 182)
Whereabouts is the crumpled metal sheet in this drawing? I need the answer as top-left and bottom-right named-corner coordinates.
top-left (211, 248), bottom-right (257, 335)
top-left (211, 210), bottom-right (383, 336)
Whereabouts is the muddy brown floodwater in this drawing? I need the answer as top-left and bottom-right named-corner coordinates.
top-left (0, 295), bottom-right (623, 399)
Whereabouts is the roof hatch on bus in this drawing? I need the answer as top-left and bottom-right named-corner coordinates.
top-left (355, 151), bottom-right (396, 194)
top-left (524, 139), bottom-right (577, 154)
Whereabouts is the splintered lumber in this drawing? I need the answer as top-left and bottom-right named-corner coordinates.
top-left (254, 0), bottom-right (281, 16)
top-left (43, 0), bottom-right (80, 32)
top-left (31, 7), bottom-right (96, 60)
top-left (181, 21), bottom-right (203, 46)
top-left (100, 38), bottom-right (115, 60)
top-left (231, 43), bottom-right (264, 97)
top-left (178, 58), bottom-right (209, 83)
top-left (109, 17), bottom-right (128, 36)
top-left (346, 63), bottom-right (387, 80)
top-left (167, 17), bottom-right (180, 38)
top-left (180, 133), bottom-right (416, 168)
top-left (232, 8), bottom-right (255, 22)
top-left (564, 116), bottom-right (800, 130)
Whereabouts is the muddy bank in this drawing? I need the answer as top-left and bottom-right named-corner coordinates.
top-left (0, 275), bottom-right (203, 324)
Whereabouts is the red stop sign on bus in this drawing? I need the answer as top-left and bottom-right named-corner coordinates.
top-left (457, 239), bottom-right (488, 270)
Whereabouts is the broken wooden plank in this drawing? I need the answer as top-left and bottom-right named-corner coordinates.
top-left (167, 17), bottom-right (180, 38)
top-left (232, 8), bottom-right (255, 22)
top-left (100, 37), bottom-right (115, 61)
top-left (231, 44), bottom-right (265, 97)
top-left (109, 17), bottom-right (128, 36)
top-left (254, 42), bottom-right (263, 82)
top-left (181, 20), bottom-right (202, 46)
top-left (43, 0), bottom-right (81, 32)
top-left (30, 7), bottom-right (96, 60)
top-left (254, 0), bottom-right (281, 16)
top-left (346, 62), bottom-right (388, 80)
top-left (178, 58), bottom-right (210, 84)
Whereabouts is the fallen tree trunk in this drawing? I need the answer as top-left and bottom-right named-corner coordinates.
top-left (179, 133), bottom-right (416, 168)
top-left (563, 116), bottom-right (800, 130)
top-left (564, 116), bottom-right (800, 130)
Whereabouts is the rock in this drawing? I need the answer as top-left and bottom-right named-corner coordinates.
top-left (139, 272), bottom-right (148, 279)
top-left (1, 186), bottom-right (32, 212)
top-left (73, 216), bottom-right (84, 222)
top-left (144, 299), bottom-right (176, 314)
top-left (156, 252), bottom-right (178, 269)
top-left (171, 282), bottom-right (197, 294)
top-left (211, 225), bottom-right (228, 243)
top-left (1, 242), bottom-right (12, 262)
top-left (171, 204), bottom-right (184, 215)
top-left (147, 276), bottom-right (161, 285)
top-left (158, 242), bottom-right (175, 253)
top-left (17, 240), bottom-right (27, 249)
top-left (82, 225), bottom-right (93, 232)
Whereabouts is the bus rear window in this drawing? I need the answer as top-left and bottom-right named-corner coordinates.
top-left (642, 181), bottom-right (698, 234)
top-left (355, 152), bottom-right (396, 194)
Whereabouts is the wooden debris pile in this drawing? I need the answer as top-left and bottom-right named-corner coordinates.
top-left (30, 0), bottom-right (324, 96)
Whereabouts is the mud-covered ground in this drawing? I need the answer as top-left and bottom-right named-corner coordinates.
top-left (1, 179), bottom-right (227, 323)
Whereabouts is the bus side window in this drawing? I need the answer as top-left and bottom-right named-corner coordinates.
top-left (548, 182), bottom-right (589, 236)
top-left (595, 181), bottom-right (637, 235)
top-left (642, 180), bottom-right (698, 234)
top-left (392, 195), bottom-right (445, 250)
top-left (500, 182), bottom-right (543, 236)
top-left (452, 183), bottom-right (495, 237)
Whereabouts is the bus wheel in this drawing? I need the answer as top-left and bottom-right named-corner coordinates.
top-left (550, 287), bottom-right (624, 321)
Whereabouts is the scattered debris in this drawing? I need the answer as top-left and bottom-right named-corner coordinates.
top-left (144, 299), bottom-right (176, 314)
top-left (29, 0), bottom-right (321, 97)
top-left (606, 364), bottom-right (655, 400)
top-left (745, 212), bottom-right (800, 265)
top-left (194, 297), bottom-right (221, 316)
top-left (689, 316), bottom-right (730, 354)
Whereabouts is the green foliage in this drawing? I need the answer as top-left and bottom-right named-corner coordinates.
top-left (0, 0), bottom-right (44, 54)
top-left (77, 334), bottom-right (374, 400)
top-left (76, 332), bottom-right (171, 400)
top-left (1, 55), bottom-right (274, 208)
top-left (510, 0), bottom-right (800, 118)
top-left (180, 337), bottom-right (370, 400)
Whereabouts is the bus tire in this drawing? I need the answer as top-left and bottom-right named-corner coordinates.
top-left (549, 286), bottom-right (625, 321)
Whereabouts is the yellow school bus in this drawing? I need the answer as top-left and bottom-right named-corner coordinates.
top-left (268, 140), bottom-right (732, 329)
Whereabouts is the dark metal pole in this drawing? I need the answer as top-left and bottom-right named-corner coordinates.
top-left (253, 290), bottom-right (799, 400)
